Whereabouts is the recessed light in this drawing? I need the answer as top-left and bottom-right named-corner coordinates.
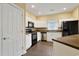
top-left (31, 5), bottom-right (35, 8)
top-left (64, 8), bottom-right (66, 10)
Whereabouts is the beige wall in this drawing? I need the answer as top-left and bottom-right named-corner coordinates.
top-left (36, 6), bottom-right (79, 27)
top-left (36, 12), bottom-right (72, 27)
top-left (26, 10), bottom-right (37, 27)
top-left (37, 12), bottom-right (72, 21)
top-left (26, 11), bottom-right (36, 21)
top-left (71, 6), bottom-right (79, 20)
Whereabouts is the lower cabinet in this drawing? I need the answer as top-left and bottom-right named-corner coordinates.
top-left (26, 32), bottom-right (41, 50)
top-left (47, 32), bottom-right (62, 42)
top-left (26, 34), bottom-right (32, 50)
top-left (37, 32), bottom-right (41, 41)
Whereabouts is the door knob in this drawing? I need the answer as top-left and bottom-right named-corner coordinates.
top-left (3, 37), bottom-right (9, 40)
top-left (3, 37), bottom-right (6, 40)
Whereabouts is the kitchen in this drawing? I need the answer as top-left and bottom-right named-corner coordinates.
top-left (25, 3), bottom-right (79, 56)
top-left (0, 3), bottom-right (79, 56)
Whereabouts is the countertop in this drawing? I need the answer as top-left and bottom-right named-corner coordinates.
top-left (52, 34), bottom-right (79, 50)
top-left (26, 29), bottom-right (62, 35)
top-left (34, 29), bottom-right (62, 32)
top-left (26, 27), bottom-right (62, 35)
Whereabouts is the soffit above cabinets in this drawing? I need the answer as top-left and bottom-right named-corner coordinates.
top-left (26, 3), bottom-right (79, 16)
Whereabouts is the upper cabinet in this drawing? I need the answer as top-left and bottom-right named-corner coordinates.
top-left (35, 20), bottom-right (47, 27)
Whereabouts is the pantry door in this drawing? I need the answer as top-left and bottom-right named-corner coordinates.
top-left (0, 4), bottom-right (2, 56)
top-left (2, 3), bottom-right (24, 56)
top-left (2, 4), bottom-right (14, 56)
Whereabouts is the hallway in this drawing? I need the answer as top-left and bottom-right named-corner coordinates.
top-left (23, 41), bottom-right (53, 56)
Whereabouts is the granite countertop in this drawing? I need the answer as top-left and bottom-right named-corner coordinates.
top-left (26, 28), bottom-right (62, 35)
top-left (34, 29), bottom-right (62, 32)
top-left (52, 34), bottom-right (79, 50)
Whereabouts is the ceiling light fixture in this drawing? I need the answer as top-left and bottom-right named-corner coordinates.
top-left (31, 5), bottom-right (35, 8)
top-left (64, 8), bottom-right (66, 10)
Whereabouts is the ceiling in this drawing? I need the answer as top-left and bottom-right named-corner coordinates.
top-left (26, 3), bottom-right (79, 16)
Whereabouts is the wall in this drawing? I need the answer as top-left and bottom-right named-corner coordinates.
top-left (36, 12), bottom-right (72, 28)
top-left (36, 5), bottom-right (79, 28)
top-left (71, 6), bottom-right (79, 20)
top-left (26, 11), bottom-right (37, 27)
top-left (37, 12), bottom-right (72, 21)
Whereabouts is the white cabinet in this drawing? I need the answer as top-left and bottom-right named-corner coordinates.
top-left (37, 32), bottom-right (41, 41)
top-left (47, 32), bottom-right (62, 42)
top-left (26, 34), bottom-right (32, 50)
top-left (36, 21), bottom-right (47, 27)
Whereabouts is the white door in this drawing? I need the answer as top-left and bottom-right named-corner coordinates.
top-left (2, 4), bottom-right (14, 56)
top-left (1, 4), bottom-right (24, 56)
top-left (0, 4), bottom-right (2, 56)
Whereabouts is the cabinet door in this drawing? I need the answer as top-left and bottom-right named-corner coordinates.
top-left (37, 32), bottom-right (41, 41)
top-left (47, 32), bottom-right (62, 42)
top-left (26, 34), bottom-right (32, 50)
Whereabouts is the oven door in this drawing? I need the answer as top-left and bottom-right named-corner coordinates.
top-left (32, 32), bottom-right (37, 46)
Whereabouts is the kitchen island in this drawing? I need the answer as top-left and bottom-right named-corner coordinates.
top-left (52, 34), bottom-right (79, 56)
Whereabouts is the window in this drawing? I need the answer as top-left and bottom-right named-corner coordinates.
top-left (48, 20), bottom-right (58, 30)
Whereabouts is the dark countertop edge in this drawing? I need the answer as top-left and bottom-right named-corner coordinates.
top-left (47, 30), bottom-right (62, 32)
top-left (31, 30), bottom-right (62, 32)
top-left (26, 30), bottom-right (62, 35)
top-left (26, 32), bottom-right (33, 35)
top-left (52, 39), bottom-right (79, 50)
